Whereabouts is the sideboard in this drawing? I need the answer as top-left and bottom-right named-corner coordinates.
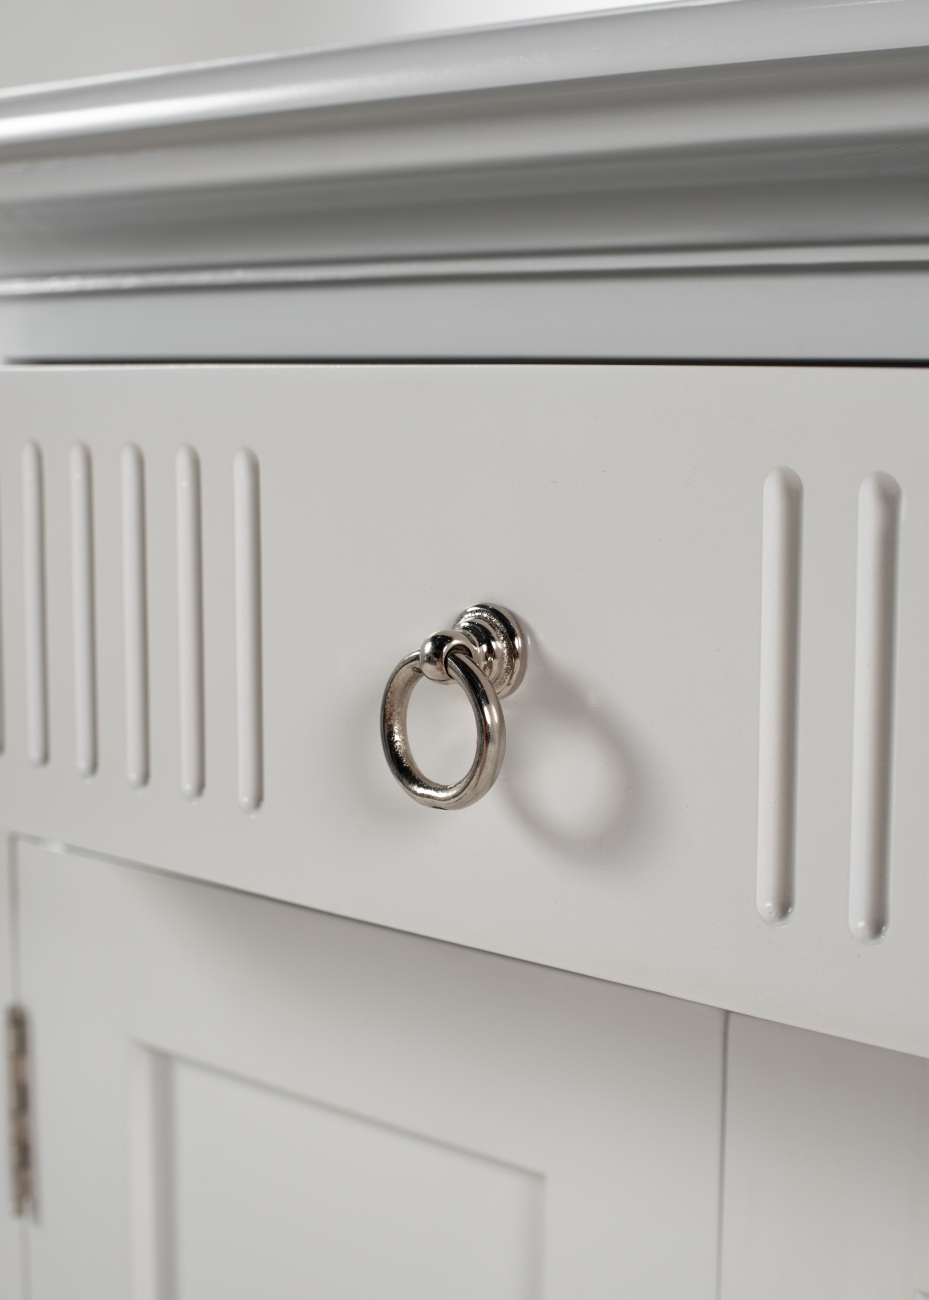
top-left (1, 2), bottom-right (928, 1296)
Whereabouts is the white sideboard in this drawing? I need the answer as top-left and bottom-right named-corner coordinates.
top-left (2, 2), bottom-right (929, 1296)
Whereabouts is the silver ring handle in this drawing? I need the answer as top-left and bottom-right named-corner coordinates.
top-left (380, 604), bottom-right (527, 810)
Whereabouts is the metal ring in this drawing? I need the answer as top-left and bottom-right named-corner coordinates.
top-left (380, 604), bottom-right (525, 810)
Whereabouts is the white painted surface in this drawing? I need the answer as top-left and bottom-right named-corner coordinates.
top-left (0, 472), bottom-right (4, 755)
top-left (720, 1014), bottom-right (929, 1299)
top-left (0, 1), bottom-right (926, 362)
top-left (175, 447), bottom-right (204, 800)
top-left (170, 1057), bottom-right (539, 1298)
top-left (233, 448), bottom-right (262, 813)
top-left (0, 843), bottom-right (24, 1300)
top-left (15, 838), bottom-right (725, 1298)
top-left (20, 443), bottom-right (47, 767)
top-left (69, 443), bottom-right (97, 777)
top-left (120, 445), bottom-right (149, 790)
top-left (2, 366), bottom-right (929, 1056)
top-left (756, 467), bottom-right (802, 924)
top-left (848, 472), bottom-right (901, 944)
top-left (6, 271), bottom-right (929, 364)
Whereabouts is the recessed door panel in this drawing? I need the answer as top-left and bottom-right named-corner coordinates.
top-left (149, 1054), bottom-right (541, 1300)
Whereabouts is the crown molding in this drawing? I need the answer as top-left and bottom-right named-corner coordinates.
top-left (0, 0), bottom-right (927, 359)
top-left (1, 0), bottom-right (928, 279)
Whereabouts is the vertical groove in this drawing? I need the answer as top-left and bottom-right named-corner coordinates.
top-left (0, 488), bottom-right (5, 758)
top-left (176, 447), bottom-right (205, 800)
top-left (756, 467), bottom-right (803, 924)
top-left (849, 471), bottom-right (901, 944)
top-left (21, 443), bottom-right (48, 767)
top-left (233, 449), bottom-right (263, 812)
top-left (70, 444), bottom-right (97, 777)
top-left (121, 445), bottom-right (149, 789)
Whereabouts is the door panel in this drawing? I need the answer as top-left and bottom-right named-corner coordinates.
top-left (1, 366), bottom-right (929, 1054)
top-left (146, 1054), bottom-right (540, 1300)
top-left (720, 1014), bottom-right (929, 1299)
top-left (0, 846), bottom-right (24, 1300)
top-left (16, 840), bottom-right (724, 1299)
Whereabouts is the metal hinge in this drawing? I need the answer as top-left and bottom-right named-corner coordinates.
top-left (6, 1005), bottom-right (32, 1216)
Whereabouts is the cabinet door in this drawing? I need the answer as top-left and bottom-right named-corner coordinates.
top-left (0, 858), bottom-right (23, 1300)
top-left (720, 1014), bottom-right (929, 1299)
top-left (13, 839), bottom-right (724, 1299)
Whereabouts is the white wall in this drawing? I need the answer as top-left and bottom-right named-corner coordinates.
top-left (0, 0), bottom-right (664, 91)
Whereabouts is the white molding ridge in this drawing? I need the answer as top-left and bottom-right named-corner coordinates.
top-left (2, 243), bottom-right (928, 300)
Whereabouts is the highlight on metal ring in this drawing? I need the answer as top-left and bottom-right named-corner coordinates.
top-left (380, 603), bottom-right (527, 810)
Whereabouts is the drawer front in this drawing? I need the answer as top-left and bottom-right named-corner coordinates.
top-left (1, 364), bottom-right (927, 1054)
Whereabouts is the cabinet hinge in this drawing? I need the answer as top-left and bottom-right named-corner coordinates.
top-left (6, 1006), bottom-right (32, 1216)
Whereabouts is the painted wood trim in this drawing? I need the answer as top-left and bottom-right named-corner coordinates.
top-left (0, 1), bottom-right (927, 289)
top-left (3, 0), bottom-right (927, 146)
top-left (233, 449), bottom-right (263, 814)
top-left (848, 473), bottom-right (902, 944)
top-left (121, 444), bottom-right (149, 790)
top-left (176, 446), bottom-right (204, 801)
top-left (69, 442), bottom-right (97, 777)
top-left (756, 468), bottom-right (803, 926)
top-left (21, 442), bottom-right (48, 766)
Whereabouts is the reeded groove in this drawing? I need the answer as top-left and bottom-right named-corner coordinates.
top-left (848, 472), bottom-right (901, 944)
top-left (756, 467), bottom-right (803, 925)
top-left (176, 446), bottom-right (204, 799)
top-left (21, 442), bottom-right (48, 766)
top-left (0, 485), bottom-right (5, 757)
top-left (121, 445), bottom-right (149, 789)
top-left (70, 443), bottom-right (97, 776)
top-left (233, 449), bottom-right (263, 812)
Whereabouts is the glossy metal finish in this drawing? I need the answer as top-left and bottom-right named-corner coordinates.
top-left (381, 603), bottom-right (526, 809)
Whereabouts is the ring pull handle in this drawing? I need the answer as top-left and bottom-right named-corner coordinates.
top-left (380, 603), bottom-right (527, 810)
